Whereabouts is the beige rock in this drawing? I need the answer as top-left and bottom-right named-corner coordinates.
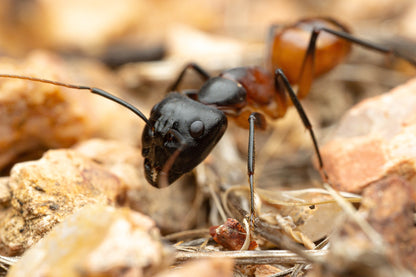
top-left (73, 139), bottom-right (144, 190)
top-left (0, 137), bottom-right (199, 256)
top-left (7, 205), bottom-right (174, 277)
top-left (0, 149), bottom-right (126, 256)
top-left (361, 175), bottom-right (416, 272)
top-left (0, 177), bottom-right (11, 208)
top-left (320, 78), bottom-right (416, 193)
top-left (74, 139), bottom-right (200, 234)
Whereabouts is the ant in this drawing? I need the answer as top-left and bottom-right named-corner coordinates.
top-left (1, 17), bottom-right (415, 225)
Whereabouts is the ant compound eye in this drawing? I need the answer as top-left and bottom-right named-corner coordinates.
top-left (189, 120), bottom-right (205, 138)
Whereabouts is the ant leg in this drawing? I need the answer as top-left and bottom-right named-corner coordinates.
top-left (274, 69), bottom-right (328, 181)
top-left (181, 89), bottom-right (199, 101)
top-left (168, 62), bottom-right (211, 92)
top-left (296, 29), bottom-right (318, 100)
top-left (247, 112), bottom-right (265, 224)
top-left (320, 27), bottom-right (416, 67)
top-left (297, 26), bottom-right (416, 100)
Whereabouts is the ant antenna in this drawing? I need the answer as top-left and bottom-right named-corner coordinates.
top-left (0, 74), bottom-right (152, 128)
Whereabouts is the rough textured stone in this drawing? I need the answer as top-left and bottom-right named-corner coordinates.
top-left (0, 149), bottom-right (126, 256)
top-left (74, 139), bottom-right (199, 234)
top-left (7, 205), bottom-right (174, 277)
top-left (320, 78), bottom-right (416, 193)
top-left (0, 177), bottom-right (10, 208)
top-left (73, 139), bottom-right (144, 190)
top-left (361, 175), bottom-right (416, 272)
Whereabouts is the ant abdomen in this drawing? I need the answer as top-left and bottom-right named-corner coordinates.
top-left (270, 17), bottom-right (352, 84)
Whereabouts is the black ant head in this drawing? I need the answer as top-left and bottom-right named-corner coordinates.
top-left (142, 93), bottom-right (227, 187)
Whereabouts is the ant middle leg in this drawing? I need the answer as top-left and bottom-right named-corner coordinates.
top-left (167, 62), bottom-right (211, 92)
top-left (245, 69), bottom-right (328, 224)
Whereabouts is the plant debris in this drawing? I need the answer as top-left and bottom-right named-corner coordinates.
top-left (209, 218), bottom-right (258, 250)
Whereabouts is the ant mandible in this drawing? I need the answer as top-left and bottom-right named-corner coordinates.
top-left (1, 17), bottom-right (415, 224)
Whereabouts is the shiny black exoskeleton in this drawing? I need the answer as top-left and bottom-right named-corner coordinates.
top-left (142, 93), bottom-right (227, 186)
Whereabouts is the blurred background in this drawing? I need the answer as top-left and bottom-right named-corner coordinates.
top-left (0, 0), bottom-right (415, 57)
top-left (0, 0), bottom-right (415, 188)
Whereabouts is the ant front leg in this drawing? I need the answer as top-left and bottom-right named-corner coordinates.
top-left (168, 62), bottom-right (211, 92)
top-left (247, 112), bottom-right (265, 225)
top-left (274, 68), bottom-right (328, 182)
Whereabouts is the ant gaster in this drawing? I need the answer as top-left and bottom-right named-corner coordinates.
top-left (1, 17), bottom-right (415, 222)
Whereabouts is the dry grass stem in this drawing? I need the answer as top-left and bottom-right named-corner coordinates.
top-left (174, 249), bottom-right (327, 265)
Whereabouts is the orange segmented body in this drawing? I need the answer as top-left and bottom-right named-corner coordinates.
top-left (270, 18), bottom-right (352, 86)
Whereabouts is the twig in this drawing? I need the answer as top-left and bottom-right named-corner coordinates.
top-left (0, 255), bottom-right (19, 275)
top-left (240, 218), bottom-right (251, 251)
top-left (267, 266), bottom-right (296, 277)
top-left (290, 264), bottom-right (305, 277)
top-left (174, 249), bottom-right (327, 265)
top-left (323, 183), bottom-right (385, 250)
top-left (208, 181), bottom-right (227, 222)
top-left (163, 228), bottom-right (210, 241)
top-left (0, 255), bottom-right (18, 266)
top-left (253, 217), bottom-right (324, 264)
